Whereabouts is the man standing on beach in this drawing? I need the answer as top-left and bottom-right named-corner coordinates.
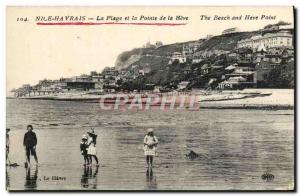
top-left (23, 125), bottom-right (38, 166)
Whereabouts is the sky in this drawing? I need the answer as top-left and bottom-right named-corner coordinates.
top-left (6, 6), bottom-right (294, 91)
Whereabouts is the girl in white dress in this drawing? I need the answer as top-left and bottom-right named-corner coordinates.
top-left (143, 128), bottom-right (159, 168)
top-left (87, 129), bottom-right (99, 166)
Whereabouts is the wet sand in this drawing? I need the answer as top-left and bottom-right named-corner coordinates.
top-left (6, 99), bottom-right (294, 191)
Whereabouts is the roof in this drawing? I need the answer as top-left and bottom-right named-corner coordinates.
top-left (201, 64), bottom-right (210, 69)
top-left (212, 65), bottom-right (223, 69)
top-left (225, 65), bottom-right (236, 70)
top-left (256, 43), bottom-right (267, 52)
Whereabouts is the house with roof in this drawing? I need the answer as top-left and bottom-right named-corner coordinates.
top-left (254, 43), bottom-right (268, 63)
top-left (217, 76), bottom-right (247, 90)
top-left (200, 64), bottom-right (211, 75)
top-left (169, 52), bottom-right (187, 64)
top-left (220, 64), bottom-right (257, 89)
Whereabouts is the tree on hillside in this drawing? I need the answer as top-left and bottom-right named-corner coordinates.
top-left (266, 66), bottom-right (293, 88)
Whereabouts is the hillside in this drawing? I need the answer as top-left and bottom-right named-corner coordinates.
top-left (196, 31), bottom-right (258, 51)
top-left (113, 29), bottom-right (293, 90)
top-left (114, 31), bottom-right (258, 70)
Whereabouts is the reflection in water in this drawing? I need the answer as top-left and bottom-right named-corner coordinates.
top-left (24, 166), bottom-right (38, 190)
top-left (145, 168), bottom-right (157, 190)
top-left (81, 165), bottom-right (99, 189)
top-left (6, 168), bottom-right (10, 189)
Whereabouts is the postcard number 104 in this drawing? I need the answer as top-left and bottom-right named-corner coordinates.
top-left (16, 17), bottom-right (29, 22)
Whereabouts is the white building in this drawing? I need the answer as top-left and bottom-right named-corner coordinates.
top-left (155, 41), bottom-right (163, 48)
top-left (278, 24), bottom-right (294, 30)
top-left (237, 31), bottom-right (293, 51)
top-left (222, 27), bottom-right (239, 35)
top-left (169, 52), bottom-right (187, 64)
top-left (177, 81), bottom-right (189, 90)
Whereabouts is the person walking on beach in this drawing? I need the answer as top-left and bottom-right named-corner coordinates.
top-left (23, 125), bottom-right (38, 167)
top-left (80, 134), bottom-right (90, 166)
top-left (87, 129), bottom-right (99, 166)
top-left (143, 128), bottom-right (159, 168)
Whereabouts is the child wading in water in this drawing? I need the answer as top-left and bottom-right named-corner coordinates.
top-left (80, 135), bottom-right (89, 165)
top-left (87, 129), bottom-right (99, 166)
top-left (143, 128), bottom-right (159, 168)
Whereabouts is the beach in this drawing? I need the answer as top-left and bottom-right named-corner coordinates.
top-left (198, 89), bottom-right (294, 109)
top-left (6, 97), bottom-right (294, 190)
top-left (11, 89), bottom-right (294, 110)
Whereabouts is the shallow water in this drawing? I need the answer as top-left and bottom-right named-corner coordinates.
top-left (6, 99), bottom-right (294, 190)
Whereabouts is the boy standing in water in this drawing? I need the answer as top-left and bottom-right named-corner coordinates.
top-left (23, 125), bottom-right (38, 167)
top-left (143, 128), bottom-right (159, 168)
top-left (80, 135), bottom-right (89, 165)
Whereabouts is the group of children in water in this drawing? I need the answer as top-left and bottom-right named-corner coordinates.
top-left (80, 128), bottom-right (99, 166)
top-left (80, 128), bottom-right (159, 168)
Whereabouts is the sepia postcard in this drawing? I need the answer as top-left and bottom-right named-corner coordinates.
top-left (6, 6), bottom-right (295, 191)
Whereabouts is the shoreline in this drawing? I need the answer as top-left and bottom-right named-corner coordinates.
top-left (7, 89), bottom-right (294, 110)
top-left (198, 104), bottom-right (294, 110)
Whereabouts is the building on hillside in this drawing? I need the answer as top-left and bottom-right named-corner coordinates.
top-left (192, 58), bottom-right (203, 64)
top-left (227, 52), bottom-right (238, 59)
top-left (224, 64), bottom-right (237, 75)
top-left (92, 75), bottom-right (104, 89)
top-left (278, 24), bottom-right (294, 30)
top-left (192, 51), bottom-right (203, 64)
top-left (183, 67), bottom-right (192, 74)
top-left (144, 41), bottom-right (156, 48)
top-left (222, 27), bottom-right (239, 35)
top-left (217, 65), bottom-right (257, 89)
top-left (236, 48), bottom-right (254, 64)
top-left (177, 81), bottom-right (189, 90)
top-left (201, 64), bottom-right (211, 75)
top-left (155, 41), bottom-right (163, 48)
top-left (217, 76), bottom-right (248, 90)
top-left (142, 65), bottom-right (151, 74)
top-left (66, 81), bottom-right (95, 91)
top-left (263, 25), bottom-right (279, 31)
top-left (138, 69), bottom-right (145, 76)
top-left (153, 85), bottom-right (162, 93)
top-left (237, 31), bottom-right (293, 50)
top-left (73, 75), bottom-right (91, 82)
top-left (22, 84), bottom-right (32, 91)
top-left (169, 52), bottom-right (187, 64)
top-left (198, 50), bottom-right (214, 58)
top-left (182, 45), bottom-right (194, 57)
top-left (102, 67), bottom-right (118, 74)
top-left (92, 74), bottom-right (104, 82)
top-left (206, 34), bottom-right (213, 40)
top-left (182, 41), bottom-right (203, 57)
top-left (254, 43), bottom-right (267, 63)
